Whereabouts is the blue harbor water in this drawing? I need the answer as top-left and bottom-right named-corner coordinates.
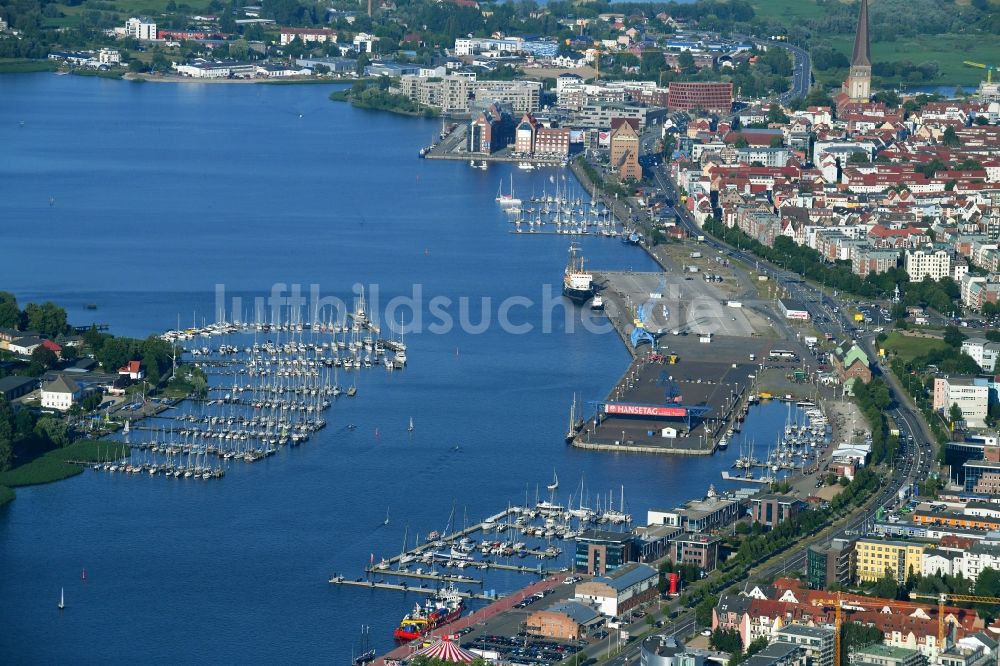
top-left (0, 74), bottom-right (798, 663)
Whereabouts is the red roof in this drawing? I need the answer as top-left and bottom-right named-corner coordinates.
top-left (40, 339), bottom-right (62, 353)
top-left (118, 360), bottom-right (141, 374)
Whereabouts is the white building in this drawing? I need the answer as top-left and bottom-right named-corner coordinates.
top-left (905, 246), bottom-right (952, 282)
top-left (124, 17), bottom-right (157, 41)
top-left (574, 563), bottom-right (658, 617)
top-left (352, 33), bottom-right (378, 53)
top-left (933, 376), bottom-right (991, 429)
top-left (961, 338), bottom-right (1000, 372)
top-left (98, 48), bottom-right (121, 65)
top-left (279, 28), bottom-right (337, 46)
top-left (41, 375), bottom-right (82, 411)
top-left (454, 37), bottom-right (522, 56)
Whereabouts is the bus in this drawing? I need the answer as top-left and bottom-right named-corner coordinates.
top-left (769, 349), bottom-right (798, 360)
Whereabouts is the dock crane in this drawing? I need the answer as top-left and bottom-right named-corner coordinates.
top-left (963, 60), bottom-right (997, 85)
top-left (909, 591), bottom-right (1000, 649)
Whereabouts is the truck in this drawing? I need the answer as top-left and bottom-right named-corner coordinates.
top-left (689, 251), bottom-right (702, 259)
top-left (687, 265), bottom-right (698, 273)
top-left (803, 336), bottom-right (818, 347)
top-left (727, 301), bottom-right (743, 308)
top-left (757, 275), bottom-right (769, 281)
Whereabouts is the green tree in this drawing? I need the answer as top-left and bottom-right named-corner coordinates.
top-left (873, 572), bottom-right (900, 599)
top-left (942, 126), bottom-right (960, 147)
top-left (30, 345), bottom-right (57, 370)
top-left (711, 627), bottom-right (742, 653)
top-left (356, 52), bottom-right (371, 76)
top-left (34, 415), bottom-right (69, 448)
top-left (696, 594), bottom-right (719, 626)
top-left (943, 326), bottom-right (967, 348)
top-left (949, 402), bottom-right (964, 426)
top-left (0, 292), bottom-right (20, 329)
top-left (0, 397), bottom-right (13, 471)
top-left (23, 302), bottom-right (68, 337)
top-left (228, 38), bottom-right (249, 61)
top-left (734, 135), bottom-right (749, 149)
top-left (848, 151), bottom-right (869, 164)
top-left (677, 50), bottom-right (696, 76)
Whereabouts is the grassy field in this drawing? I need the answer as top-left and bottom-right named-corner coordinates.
top-left (818, 34), bottom-right (1000, 88)
top-left (0, 59), bottom-right (59, 74)
top-left (0, 439), bottom-right (129, 489)
top-left (749, 0), bottom-right (829, 21)
top-left (880, 331), bottom-right (948, 362)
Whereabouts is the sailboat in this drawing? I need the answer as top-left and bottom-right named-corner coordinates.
top-left (384, 507), bottom-right (390, 526)
top-left (58, 587), bottom-right (65, 610)
top-left (352, 625), bottom-right (376, 666)
top-left (407, 417), bottom-right (414, 433)
top-left (547, 469), bottom-right (559, 492)
top-left (565, 393), bottom-right (583, 443)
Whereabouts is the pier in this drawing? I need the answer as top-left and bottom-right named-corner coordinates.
top-left (328, 577), bottom-right (496, 601)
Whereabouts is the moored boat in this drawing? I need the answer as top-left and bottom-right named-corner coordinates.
top-left (392, 586), bottom-right (465, 641)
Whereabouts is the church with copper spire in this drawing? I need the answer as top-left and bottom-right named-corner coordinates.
top-left (842, 0), bottom-right (872, 102)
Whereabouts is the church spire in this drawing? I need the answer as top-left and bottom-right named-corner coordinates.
top-left (851, 0), bottom-right (871, 68)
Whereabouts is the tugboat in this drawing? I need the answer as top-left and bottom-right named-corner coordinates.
top-left (392, 586), bottom-right (465, 642)
top-left (562, 244), bottom-right (593, 305)
top-left (590, 294), bottom-right (604, 311)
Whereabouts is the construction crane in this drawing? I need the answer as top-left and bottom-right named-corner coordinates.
top-left (813, 593), bottom-right (843, 666)
top-left (963, 60), bottom-right (996, 85)
top-left (909, 591), bottom-right (1000, 649)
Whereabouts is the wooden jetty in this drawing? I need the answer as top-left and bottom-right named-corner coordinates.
top-left (364, 568), bottom-right (483, 585)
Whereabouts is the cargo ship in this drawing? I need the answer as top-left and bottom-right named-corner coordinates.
top-left (562, 244), bottom-right (593, 305)
top-left (393, 587), bottom-right (465, 641)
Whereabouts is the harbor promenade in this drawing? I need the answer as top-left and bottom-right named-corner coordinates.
top-left (372, 576), bottom-right (562, 665)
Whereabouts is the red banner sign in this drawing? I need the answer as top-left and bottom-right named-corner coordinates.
top-left (605, 404), bottom-right (687, 417)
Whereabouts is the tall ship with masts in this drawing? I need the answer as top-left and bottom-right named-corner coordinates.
top-left (562, 244), bottom-right (593, 305)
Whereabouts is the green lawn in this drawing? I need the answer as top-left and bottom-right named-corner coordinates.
top-left (750, 0), bottom-right (829, 21)
top-left (818, 34), bottom-right (1000, 88)
top-left (880, 331), bottom-right (948, 362)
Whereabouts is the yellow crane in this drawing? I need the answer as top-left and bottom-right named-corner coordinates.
top-left (909, 591), bottom-right (1000, 649)
top-left (814, 593), bottom-right (843, 666)
top-left (963, 60), bottom-right (996, 84)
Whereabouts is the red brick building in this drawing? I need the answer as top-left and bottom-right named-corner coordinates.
top-left (667, 82), bottom-right (733, 113)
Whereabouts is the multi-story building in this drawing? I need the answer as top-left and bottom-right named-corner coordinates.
top-left (905, 246), bottom-right (952, 282)
top-left (574, 562), bottom-right (659, 617)
top-left (854, 538), bottom-right (925, 583)
top-left (610, 119), bottom-right (641, 181)
top-left (398, 75), bottom-right (472, 114)
top-left (514, 113), bottom-right (538, 154)
top-left (534, 127), bottom-right (571, 157)
top-left (40, 374), bottom-right (82, 411)
top-left (667, 82), bottom-right (733, 113)
top-left (849, 644), bottom-right (926, 666)
top-left (961, 338), bottom-right (1000, 372)
top-left (468, 103), bottom-right (514, 154)
top-left (932, 376), bottom-right (991, 429)
top-left (474, 80), bottom-right (541, 113)
top-left (98, 48), bottom-right (121, 65)
top-left (668, 533), bottom-right (721, 573)
top-left (575, 530), bottom-right (635, 575)
top-left (124, 17), bottom-right (157, 40)
top-left (774, 625), bottom-right (836, 666)
top-left (572, 101), bottom-right (666, 129)
top-left (279, 27), bottom-right (337, 45)
top-left (750, 494), bottom-right (806, 530)
top-left (853, 246), bottom-right (901, 277)
top-left (807, 538), bottom-right (856, 590)
top-left (830, 344), bottom-right (872, 385)
top-left (963, 459), bottom-right (1000, 494)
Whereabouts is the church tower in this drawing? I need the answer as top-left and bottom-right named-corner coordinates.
top-left (843, 0), bottom-right (872, 102)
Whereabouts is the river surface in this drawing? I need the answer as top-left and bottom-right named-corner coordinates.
top-left (0, 74), bottom-right (796, 663)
